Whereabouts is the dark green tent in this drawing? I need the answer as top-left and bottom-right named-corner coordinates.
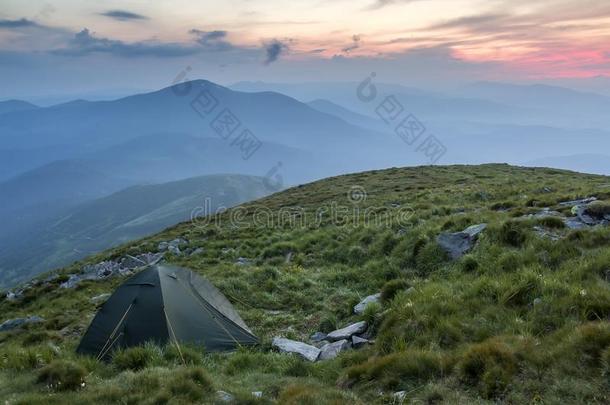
top-left (77, 264), bottom-right (257, 360)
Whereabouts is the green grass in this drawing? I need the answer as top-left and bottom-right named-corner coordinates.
top-left (1, 164), bottom-right (610, 404)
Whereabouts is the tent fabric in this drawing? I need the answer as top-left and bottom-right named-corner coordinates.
top-left (76, 264), bottom-right (257, 360)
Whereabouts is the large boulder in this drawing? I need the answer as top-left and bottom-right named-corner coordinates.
top-left (436, 223), bottom-right (487, 260)
top-left (326, 321), bottom-right (368, 342)
top-left (272, 337), bottom-right (320, 362)
top-left (353, 293), bottom-right (381, 314)
top-left (0, 316), bottom-right (44, 332)
top-left (319, 339), bottom-right (351, 360)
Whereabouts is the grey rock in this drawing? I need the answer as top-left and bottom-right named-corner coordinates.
top-left (437, 223), bottom-right (487, 260)
top-left (235, 257), bottom-right (252, 266)
top-left (575, 206), bottom-right (597, 226)
top-left (6, 290), bottom-right (23, 301)
top-left (272, 337), bottom-right (320, 362)
top-left (285, 251), bottom-right (293, 264)
top-left (169, 238), bottom-right (188, 247)
top-left (252, 391), bottom-right (263, 398)
top-left (463, 223), bottom-right (487, 237)
top-left (90, 293), bottom-right (111, 305)
top-left (352, 335), bottom-right (369, 349)
top-left (158, 241), bottom-right (169, 251)
top-left (528, 208), bottom-right (562, 219)
top-left (310, 332), bottom-right (327, 342)
top-left (564, 217), bottom-right (588, 230)
top-left (216, 391), bottom-right (234, 402)
top-left (319, 339), bottom-right (351, 361)
top-left (326, 321), bottom-right (368, 342)
top-left (0, 316), bottom-right (44, 332)
top-left (190, 247), bottom-right (205, 256)
top-left (393, 391), bottom-right (407, 403)
top-left (168, 245), bottom-right (181, 255)
top-left (533, 297), bottom-right (542, 306)
top-left (353, 293), bottom-right (381, 314)
top-left (533, 226), bottom-right (561, 241)
top-left (559, 197), bottom-right (597, 207)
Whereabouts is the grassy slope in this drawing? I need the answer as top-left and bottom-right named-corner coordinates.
top-left (1, 164), bottom-right (610, 404)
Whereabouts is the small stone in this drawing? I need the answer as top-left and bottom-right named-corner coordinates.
top-left (216, 391), bottom-right (234, 402)
top-left (272, 337), bottom-right (320, 362)
top-left (285, 251), bottom-right (293, 264)
top-left (90, 293), bottom-right (111, 305)
top-left (353, 293), bottom-right (381, 315)
top-left (393, 391), bottom-right (407, 403)
top-left (252, 391), bottom-right (263, 398)
top-left (319, 339), bottom-right (351, 361)
top-left (158, 241), bottom-right (169, 251)
top-left (310, 332), bottom-right (327, 342)
top-left (48, 342), bottom-right (61, 355)
top-left (326, 321), bottom-right (368, 342)
top-left (533, 298), bottom-right (542, 306)
top-left (235, 257), bottom-right (251, 266)
top-left (352, 335), bottom-right (369, 348)
top-left (168, 245), bottom-right (181, 255)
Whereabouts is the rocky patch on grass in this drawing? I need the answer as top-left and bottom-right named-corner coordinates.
top-left (60, 252), bottom-right (164, 289)
top-left (5, 274), bottom-right (59, 302)
top-left (0, 315), bottom-right (44, 332)
top-left (275, 321), bottom-right (371, 362)
top-left (158, 238), bottom-right (188, 255)
top-left (437, 223), bottom-right (487, 260)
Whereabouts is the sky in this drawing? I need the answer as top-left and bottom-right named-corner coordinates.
top-left (2, 0), bottom-right (610, 101)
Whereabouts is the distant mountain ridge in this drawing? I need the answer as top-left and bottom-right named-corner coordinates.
top-left (0, 174), bottom-right (275, 288)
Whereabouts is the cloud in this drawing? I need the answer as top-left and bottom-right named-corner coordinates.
top-left (342, 35), bottom-right (361, 53)
top-left (0, 18), bottom-right (39, 29)
top-left (430, 13), bottom-right (509, 31)
top-left (367, 0), bottom-right (425, 10)
top-left (100, 10), bottom-right (148, 21)
top-left (52, 28), bottom-right (199, 57)
top-left (190, 29), bottom-right (234, 51)
top-left (263, 39), bottom-right (288, 64)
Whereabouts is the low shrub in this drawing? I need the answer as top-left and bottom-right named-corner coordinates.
top-left (566, 322), bottom-right (610, 367)
top-left (163, 344), bottom-right (203, 366)
top-left (457, 338), bottom-right (518, 399)
top-left (36, 360), bottom-right (87, 391)
top-left (490, 201), bottom-right (516, 211)
top-left (345, 350), bottom-right (444, 390)
top-left (537, 216), bottom-right (565, 229)
top-left (497, 221), bottom-right (528, 247)
top-left (112, 346), bottom-right (155, 371)
top-left (602, 346), bottom-right (610, 377)
top-left (381, 279), bottom-right (410, 302)
top-left (460, 255), bottom-right (479, 272)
